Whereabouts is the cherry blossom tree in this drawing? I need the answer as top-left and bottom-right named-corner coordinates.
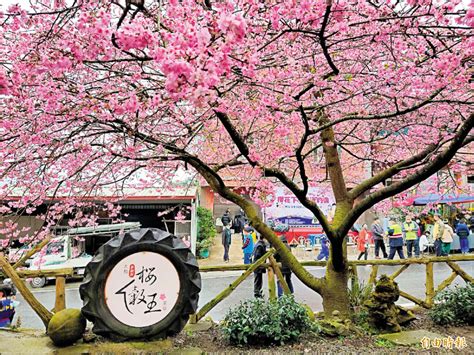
top-left (0, 0), bottom-right (473, 316)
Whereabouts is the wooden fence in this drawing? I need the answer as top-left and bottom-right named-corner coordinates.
top-left (0, 255), bottom-right (73, 326)
top-left (191, 254), bottom-right (474, 323)
top-left (2, 253), bottom-right (472, 327)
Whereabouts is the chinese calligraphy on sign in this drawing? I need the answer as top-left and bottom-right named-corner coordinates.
top-left (104, 252), bottom-right (181, 327)
top-left (116, 266), bottom-right (163, 314)
top-left (420, 336), bottom-right (467, 351)
top-left (265, 187), bottom-right (335, 224)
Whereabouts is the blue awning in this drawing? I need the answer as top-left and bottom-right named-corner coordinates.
top-left (413, 194), bottom-right (474, 206)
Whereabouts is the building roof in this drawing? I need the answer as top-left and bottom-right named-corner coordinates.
top-left (3, 185), bottom-right (198, 203)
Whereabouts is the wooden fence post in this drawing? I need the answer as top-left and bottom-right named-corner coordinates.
top-left (350, 264), bottom-right (358, 289)
top-left (368, 265), bottom-right (378, 286)
top-left (447, 261), bottom-right (474, 283)
top-left (54, 276), bottom-right (66, 312)
top-left (267, 267), bottom-right (276, 300)
top-left (436, 272), bottom-right (458, 294)
top-left (389, 264), bottom-right (410, 280)
top-left (425, 262), bottom-right (434, 307)
top-left (191, 249), bottom-right (275, 323)
top-left (268, 256), bottom-right (290, 295)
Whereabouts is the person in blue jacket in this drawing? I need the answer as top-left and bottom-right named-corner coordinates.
top-left (242, 226), bottom-right (254, 264)
top-left (455, 219), bottom-right (470, 254)
top-left (316, 235), bottom-right (330, 261)
top-left (0, 284), bottom-right (17, 328)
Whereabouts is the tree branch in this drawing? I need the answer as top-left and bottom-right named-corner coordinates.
top-left (339, 113), bottom-right (474, 236)
top-left (309, 88), bottom-right (445, 135)
top-left (319, 2), bottom-right (340, 77)
top-left (214, 111), bottom-right (332, 234)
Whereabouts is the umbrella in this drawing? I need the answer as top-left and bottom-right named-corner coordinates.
top-left (413, 194), bottom-right (474, 206)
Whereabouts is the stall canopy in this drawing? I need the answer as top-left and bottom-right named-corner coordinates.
top-left (413, 194), bottom-right (474, 206)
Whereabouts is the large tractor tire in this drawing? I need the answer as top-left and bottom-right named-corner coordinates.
top-left (79, 228), bottom-right (201, 340)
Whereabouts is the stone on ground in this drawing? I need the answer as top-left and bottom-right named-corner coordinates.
top-left (184, 319), bottom-right (215, 332)
top-left (317, 311), bottom-right (352, 337)
top-left (363, 275), bottom-right (416, 333)
top-left (378, 330), bottom-right (445, 346)
top-left (47, 308), bottom-right (86, 347)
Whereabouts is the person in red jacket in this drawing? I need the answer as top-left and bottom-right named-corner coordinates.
top-left (357, 224), bottom-right (369, 260)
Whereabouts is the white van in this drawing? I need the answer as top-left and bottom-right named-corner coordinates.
top-left (28, 222), bottom-right (140, 288)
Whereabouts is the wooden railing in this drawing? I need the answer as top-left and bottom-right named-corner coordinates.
top-left (13, 268), bottom-right (74, 312)
top-left (190, 249), bottom-right (291, 323)
top-left (191, 254), bottom-right (474, 323)
top-left (0, 256), bottom-right (73, 327)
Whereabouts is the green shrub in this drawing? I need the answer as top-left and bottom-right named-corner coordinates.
top-left (428, 283), bottom-right (474, 326)
top-left (196, 238), bottom-right (213, 252)
top-left (196, 207), bottom-right (216, 256)
top-left (349, 280), bottom-right (373, 309)
top-left (221, 295), bottom-right (310, 345)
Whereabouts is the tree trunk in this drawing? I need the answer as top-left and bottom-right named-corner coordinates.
top-left (322, 238), bottom-right (350, 318)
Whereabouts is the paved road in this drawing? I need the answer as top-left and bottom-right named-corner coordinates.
top-left (14, 261), bottom-right (473, 329)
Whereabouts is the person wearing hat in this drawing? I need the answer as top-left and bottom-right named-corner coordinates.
top-left (274, 235), bottom-right (295, 297)
top-left (252, 234), bottom-right (267, 298)
top-left (242, 226), bottom-right (254, 265)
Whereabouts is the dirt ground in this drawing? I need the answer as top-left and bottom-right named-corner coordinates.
top-left (1, 308), bottom-right (471, 354)
top-left (173, 309), bottom-right (473, 354)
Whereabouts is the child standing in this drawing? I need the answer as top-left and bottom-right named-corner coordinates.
top-left (242, 226), bottom-right (254, 264)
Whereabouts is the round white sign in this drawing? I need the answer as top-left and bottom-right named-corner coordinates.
top-left (104, 251), bottom-right (180, 327)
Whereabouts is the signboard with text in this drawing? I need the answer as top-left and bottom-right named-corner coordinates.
top-left (80, 228), bottom-right (201, 339)
top-left (104, 252), bottom-right (180, 327)
top-left (265, 187), bottom-right (335, 227)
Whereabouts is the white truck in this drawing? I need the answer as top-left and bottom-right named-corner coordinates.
top-left (28, 222), bottom-right (140, 288)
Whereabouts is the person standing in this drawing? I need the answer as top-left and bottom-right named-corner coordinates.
top-left (316, 235), bottom-right (330, 261)
top-left (274, 235), bottom-right (295, 297)
top-left (455, 219), bottom-right (470, 254)
top-left (222, 225), bottom-right (232, 263)
top-left (441, 221), bottom-right (454, 256)
top-left (232, 209), bottom-right (247, 234)
top-left (387, 219), bottom-right (405, 259)
top-left (253, 234), bottom-right (267, 298)
top-left (371, 218), bottom-right (388, 259)
top-left (242, 226), bottom-right (254, 265)
top-left (403, 216), bottom-right (420, 258)
top-left (221, 208), bottom-right (232, 227)
top-left (356, 224), bottom-right (369, 260)
top-left (432, 214), bottom-right (445, 257)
